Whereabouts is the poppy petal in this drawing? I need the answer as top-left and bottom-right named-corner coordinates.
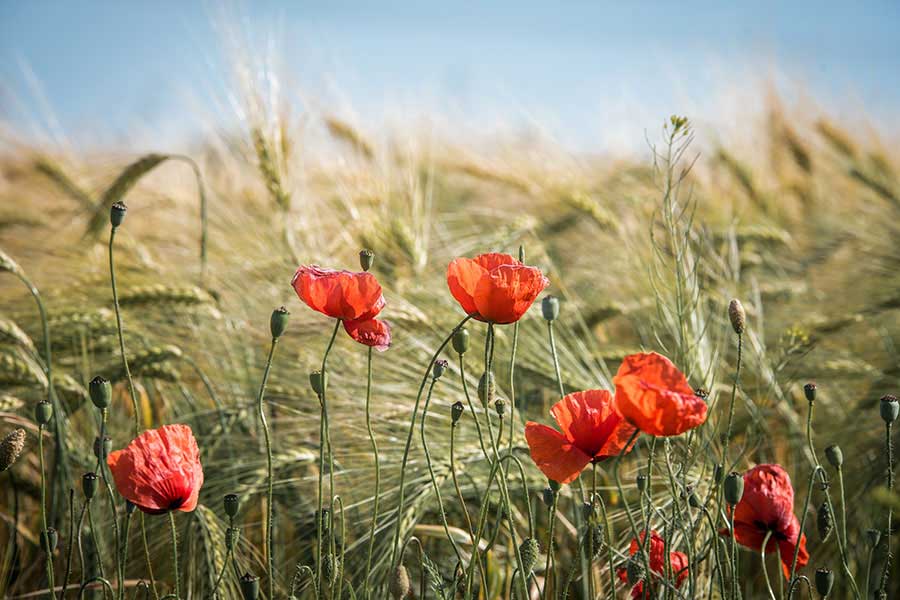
top-left (549, 390), bottom-right (637, 459)
top-left (291, 266), bottom-right (385, 321)
top-left (524, 422), bottom-right (592, 484)
top-left (446, 257), bottom-right (489, 316)
top-left (473, 263), bottom-right (549, 324)
top-left (343, 318), bottom-right (392, 351)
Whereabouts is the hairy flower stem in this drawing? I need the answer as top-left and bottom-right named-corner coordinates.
top-left (702, 508), bottom-right (727, 599)
top-left (87, 502), bottom-right (106, 579)
top-left (97, 412), bottom-right (122, 597)
top-left (541, 492), bottom-right (558, 600)
top-left (314, 319), bottom-right (341, 596)
top-left (119, 511), bottom-right (133, 600)
top-left (729, 504), bottom-right (739, 600)
top-left (362, 347), bottom-right (381, 600)
top-left (662, 440), bottom-right (695, 597)
top-left (760, 530), bottom-right (776, 600)
top-left (256, 333), bottom-right (281, 600)
top-left (167, 513), bottom-right (180, 600)
top-left (880, 421), bottom-right (894, 596)
top-left (546, 321), bottom-right (565, 398)
top-left (38, 426), bottom-right (56, 599)
top-left (596, 491), bottom-right (617, 600)
top-left (387, 315), bottom-right (471, 573)
top-left (60, 490), bottom-right (76, 600)
top-left (723, 333), bottom-right (742, 467)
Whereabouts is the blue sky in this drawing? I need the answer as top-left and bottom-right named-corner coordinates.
top-left (2, 1), bottom-right (899, 151)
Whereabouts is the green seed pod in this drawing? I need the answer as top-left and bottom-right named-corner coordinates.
top-left (519, 537), bottom-right (539, 574)
top-left (309, 371), bottom-right (327, 396)
top-left (880, 395), bottom-right (899, 424)
top-left (451, 401), bottom-right (464, 425)
top-left (0, 428), bottom-right (26, 472)
top-left (478, 371), bottom-right (495, 406)
top-left (542, 487), bottom-right (555, 508)
top-left (815, 568), bottom-right (834, 597)
top-left (93, 436), bottom-right (112, 460)
top-left (804, 382), bottom-right (817, 404)
top-left (82, 472), bottom-right (99, 500)
top-left (724, 472), bottom-right (744, 505)
top-left (34, 400), bottom-right (53, 426)
top-left (728, 299), bottom-right (745, 334)
top-left (110, 201), bottom-right (127, 228)
top-left (224, 493), bottom-right (240, 518)
top-left (432, 359), bottom-right (448, 380)
top-left (451, 328), bottom-right (470, 355)
top-left (239, 572), bottom-right (260, 600)
top-left (824, 444), bottom-right (843, 469)
top-left (817, 501), bottom-right (833, 540)
top-left (625, 555), bottom-right (645, 586)
top-left (636, 473), bottom-right (648, 492)
top-left (41, 528), bottom-right (58, 554)
top-left (867, 528), bottom-right (882, 547)
top-left (89, 376), bottom-right (112, 409)
top-left (225, 526), bottom-right (240, 551)
top-left (542, 295), bottom-right (560, 321)
top-left (270, 306), bottom-right (290, 339)
top-left (494, 398), bottom-right (505, 418)
top-left (359, 249), bottom-right (375, 272)
top-left (390, 565), bottom-right (410, 599)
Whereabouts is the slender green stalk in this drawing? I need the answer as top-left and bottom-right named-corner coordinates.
top-left (87, 502), bottom-right (106, 579)
top-left (39, 425), bottom-right (56, 599)
top-left (168, 513), bottom-right (180, 600)
top-left (362, 346), bottom-right (381, 599)
top-left (210, 544), bottom-right (234, 599)
top-left (138, 517), bottom-right (158, 600)
top-left (387, 315), bottom-right (471, 572)
top-left (612, 430), bottom-right (645, 558)
top-left (449, 419), bottom-right (475, 543)
top-left (596, 491), bottom-right (617, 600)
top-left (98, 412), bottom-right (122, 597)
top-left (77, 576), bottom-right (115, 600)
top-left (256, 335), bottom-right (280, 600)
top-left (702, 508), bottom-right (727, 599)
top-left (760, 530), bottom-right (776, 600)
top-left (547, 320), bottom-right (564, 398)
top-left (879, 421), bottom-right (894, 596)
top-left (723, 333), bottom-right (742, 465)
top-left (120, 511), bottom-right (134, 600)
top-left (60, 490), bottom-right (76, 600)
top-left (730, 502), bottom-right (739, 600)
top-left (541, 491), bottom-right (558, 600)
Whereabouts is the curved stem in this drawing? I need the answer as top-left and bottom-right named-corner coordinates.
top-left (168, 513), bottom-right (180, 600)
top-left (77, 577), bottom-right (115, 600)
top-left (60, 490), bottom-right (76, 600)
top-left (39, 426), bottom-right (56, 599)
top-left (760, 530), bottom-right (776, 600)
top-left (363, 346), bottom-right (380, 600)
top-left (138, 516), bottom-right (158, 600)
top-left (256, 336), bottom-right (280, 600)
top-left (87, 502), bottom-right (106, 580)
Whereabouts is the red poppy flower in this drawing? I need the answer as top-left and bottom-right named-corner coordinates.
top-left (446, 253), bottom-right (549, 324)
top-left (720, 464), bottom-right (809, 578)
top-left (524, 390), bottom-right (637, 484)
top-left (291, 265), bottom-right (385, 321)
top-left (343, 318), bottom-right (392, 351)
top-left (616, 530), bottom-right (689, 598)
top-left (107, 424), bottom-right (203, 515)
top-left (612, 352), bottom-right (707, 437)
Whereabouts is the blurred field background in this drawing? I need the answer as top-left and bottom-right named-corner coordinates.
top-left (2, 2), bottom-right (900, 598)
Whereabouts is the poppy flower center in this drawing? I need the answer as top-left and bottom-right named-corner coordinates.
top-left (753, 520), bottom-right (788, 541)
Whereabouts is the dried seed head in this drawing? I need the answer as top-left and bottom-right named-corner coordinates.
top-left (724, 472), bottom-right (744, 505)
top-left (34, 400), bottom-right (53, 426)
top-left (478, 371), bottom-right (495, 406)
top-left (432, 359), bottom-right (449, 380)
top-left (322, 554), bottom-right (339, 585)
top-left (89, 376), bottom-right (112, 410)
top-left (542, 487), bottom-right (555, 508)
top-left (815, 568), bottom-right (834, 597)
top-left (494, 398), bottom-right (506, 418)
top-left (224, 494), bottom-right (240, 518)
top-left (451, 328), bottom-right (469, 355)
top-left (0, 428), bottom-right (26, 472)
top-left (82, 472), bottom-right (99, 500)
top-left (519, 537), bottom-right (539, 574)
top-left (542, 295), bottom-right (560, 321)
top-left (824, 444), bottom-right (843, 469)
top-left (636, 473), bottom-right (648, 492)
top-left (389, 565), bottom-right (410, 599)
top-left (817, 501), bottom-right (833, 541)
top-left (804, 382), bottom-right (817, 404)
top-left (728, 299), bottom-right (746, 334)
top-left (880, 394), bottom-right (899, 424)
top-left (41, 528), bottom-right (58, 554)
top-left (309, 371), bottom-right (327, 396)
top-left (359, 249), bottom-right (375, 272)
top-left (270, 306), bottom-right (290, 339)
top-left (110, 201), bottom-right (128, 228)
top-left (239, 572), bottom-right (260, 600)
top-left (451, 401), bottom-right (464, 425)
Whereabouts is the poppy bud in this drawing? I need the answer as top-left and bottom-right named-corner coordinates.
top-left (390, 565), bottom-right (410, 599)
top-left (478, 371), bottom-right (495, 406)
top-left (322, 553), bottom-right (339, 585)
top-left (0, 428), bottom-right (26, 472)
top-left (270, 306), bottom-right (290, 339)
top-left (817, 501), bottom-right (833, 540)
top-left (728, 299), bottom-right (745, 334)
top-left (714, 463), bottom-right (725, 485)
top-left (519, 537), bottom-right (539, 574)
top-left (636, 473), bottom-right (648, 492)
top-left (318, 508), bottom-right (331, 536)
top-left (688, 491), bottom-right (702, 509)
top-left (542, 296), bottom-right (560, 321)
top-left (804, 382), bottom-right (817, 404)
top-left (110, 201), bottom-right (127, 228)
top-left (34, 400), bottom-right (53, 426)
top-left (494, 398), bottom-right (505, 418)
top-left (309, 371), bottom-right (327, 396)
top-left (625, 555), bottom-right (645, 586)
top-left (451, 401), bottom-right (464, 425)
top-left (226, 526), bottom-right (240, 551)
top-left (41, 528), bottom-right (58, 554)
top-left (548, 479), bottom-right (561, 492)
top-left (126, 500), bottom-right (136, 515)
top-left (432, 359), bottom-right (448, 380)
top-left (815, 568), bottom-right (834, 597)
top-left (89, 376), bottom-right (112, 410)
top-left (880, 394), bottom-right (899, 424)
top-left (224, 493), bottom-right (240, 518)
top-left (239, 573), bottom-right (260, 600)
top-left (452, 328), bottom-right (469, 355)
top-left (582, 524), bottom-right (604, 557)
top-left (724, 472), bottom-right (744, 505)
top-left (93, 436), bottom-right (112, 460)
top-left (824, 444), bottom-right (843, 469)
top-left (542, 487), bottom-right (555, 508)
top-left (867, 528), bottom-right (882, 547)
top-left (82, 472), bottom-right (98, 500)
top-left (359, 249), bottom-right (375, 272)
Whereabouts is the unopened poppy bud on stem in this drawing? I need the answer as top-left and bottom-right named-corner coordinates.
top-left (478, 371), bottom-right (495, 406)
top-left (817, 501), bottom-right (833, 540)
top-left (815, 568), bottom-right (834, 597)
top-left (432, 359), bottom-right (448, 380)
top-left (110, 201), bottom-right (127, 228)
top-left (542, 487), bottom-right (555, 508)
top-left (389, 565), bottom-right (410, 599)
top-left (359, 249), bottom-right (375, 272)
top-left (451, 328), bottom-right (469, 355)
top-left (494, 398), bottom-right (505, 418)
top-left (239, 573), bottom-right (260, 600)
top-left (82, 472), bottom-right (99, 500)
top-left (89, 376), bottom-right (111, 409)
top-left (804, 382), bottom-right (817, 404)
top-left (309, 371), bottom-right (327, 396)
top-left (724, 472), bottom-right (744, 505)
top-left (34, 400), bottom-right (53, 426)
top-left (93, 436), bottom-right (111, 460)
top-left (824, 444), bottom-right (843, 469)
top-left (542, 295), bottom-right (560, 321)
top-left (451, 401), bottom-right (464, 425)
top-left (728, 298), bottom-right (745, 334)
top-left (270, 306), bottom-right (290, 339)
top-left (0, 428), bottom-right (26, 472)
top-left (880, 394), bottom-right (899, 423)
top-left (519, 537), bottom-right (539, 574)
